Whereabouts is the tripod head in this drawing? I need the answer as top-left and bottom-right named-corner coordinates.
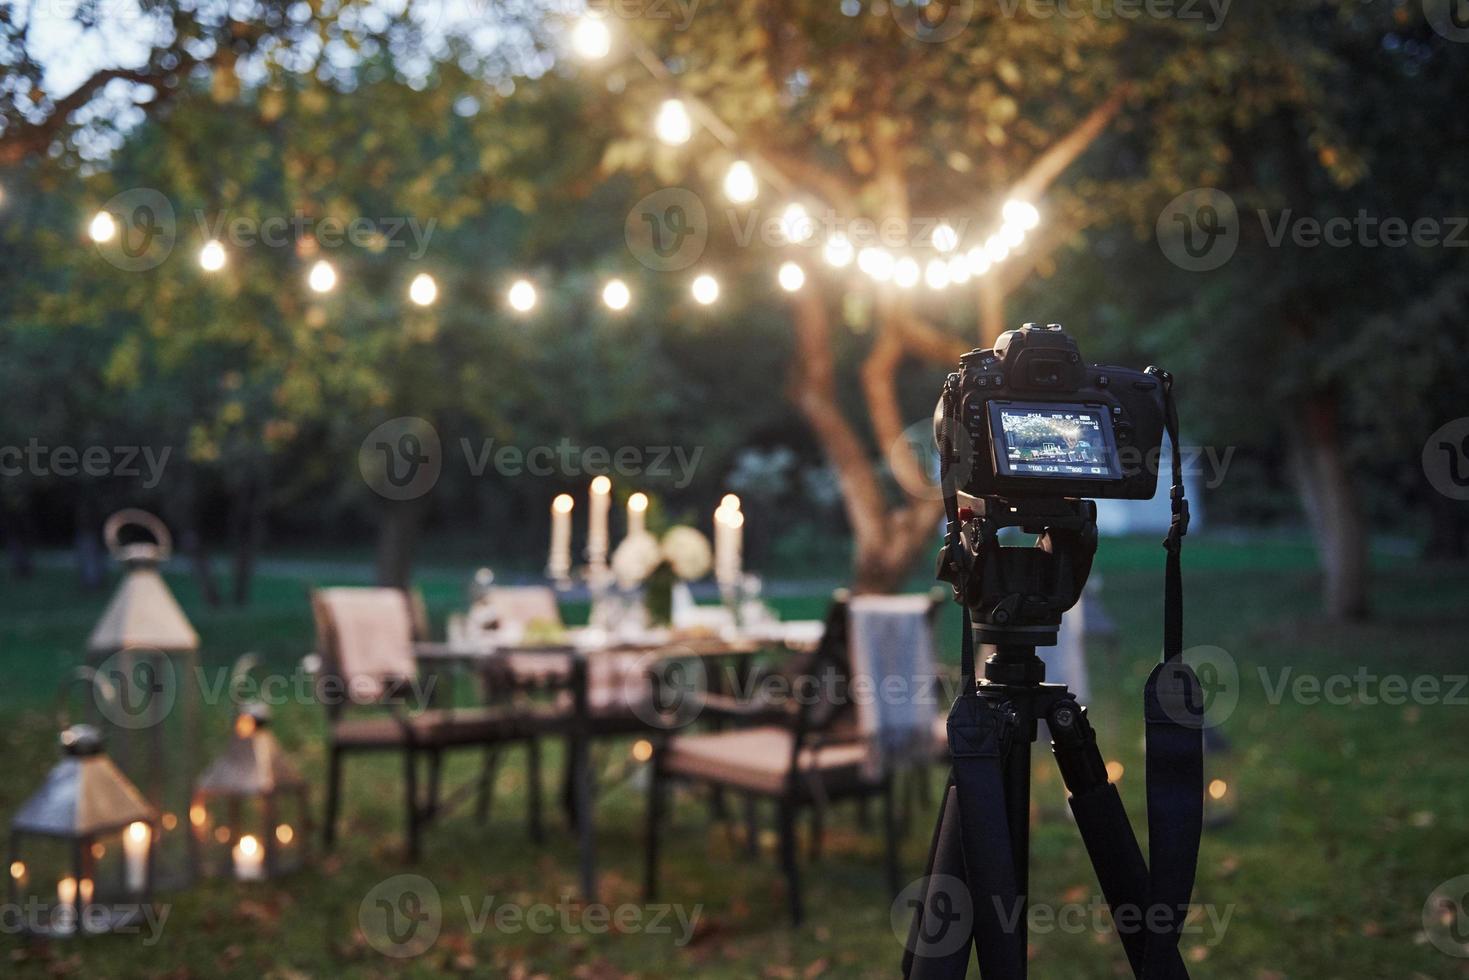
top-left (936, 494), bottom-right (1097, 683)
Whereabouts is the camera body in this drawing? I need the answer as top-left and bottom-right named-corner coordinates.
top-left (940, 322), bottom-right (1167, 501)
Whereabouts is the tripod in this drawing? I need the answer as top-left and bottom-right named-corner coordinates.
top-left (903, 490), bottom-right (1204, 980)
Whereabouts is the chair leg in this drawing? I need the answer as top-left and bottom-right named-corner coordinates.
top-left (855, 796), bottom-right (871, 831)
top-left (882, 776), bottom-right (901, 896)
top-left (561, 735), bottom-right (578, 830)
top-left (477, 747), bottom-right (501, 824)
top-left (426, 750), bottom-right (443, 821)
top-left (404, 748), bottom-right (421, 862)
top-left (809, 802), bottom-right (824, 862)
top-left (643, 752), bottom-right (666, 901)
top-left (324, 747), bottom-right (343, 850)
top-left (744, 794), bottom-right (760, 857)
top-left (526, 739), bottom-right (544, 844)
top-left (777, 799), bottom-right (803, 927)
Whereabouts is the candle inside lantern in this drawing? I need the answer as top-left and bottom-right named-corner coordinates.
top-left (714, 503), bottom-right (745, 586)
top-left (587, 476), bottom-right (612, 577)
top-left (123, 820), bottom-right (150, 893)
top-left (233, 834), bottom-right (265, 881)
top-left (548, 494), bottom-right (575, 582)
top-left (55, 876), bottom-right (77, 935)
top-left (627, 492), bottom-right (649, 538)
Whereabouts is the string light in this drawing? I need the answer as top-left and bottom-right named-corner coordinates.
top-left (777, 261), bottom-right (806, 292)
top-left (966, 246), bottom-right (990, 277)
top-left (947, 254), bottom-right (971, 285)
top-left (1000, 222), bottom-right (1026, 248)
top-left (932, 222), bottom-right (959, 253)
top-left (1002, 198), bottom-right (1041, 231)
top-left (601, 278), bottom-right (631, 311)
top-left (984, 236), bottom-right (1009, 264)
top-left (857, 247), bottom-right (894, 282)
top-left (778, 203), bottom-right (814, 244)
top-left (894, 256), bottom-right (920, 289)
top-left (571, 13), bottom-right (612, 60)
top-left (924, 258), bottom-right (950, 290)
top-left (691, 272), bottom-right (720, 305)
top-left (88, 211), bottom-right (117, 243)
top-left (408, 272), bottom-right (438, 306)
top-left (655, 99), bottom-right (693, 145)
top-left (723, 160), bottom-right (758, 204)
top-left (508, 278), bottom-right (538, 313)
top-left (307, 259), bottom-right (337, 294)
top-left (823, 233), bottom-right (854, 268)
top-left (198, 239), bottom-right (227, 272)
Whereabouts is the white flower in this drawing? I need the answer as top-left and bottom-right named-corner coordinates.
top-left (661, 525), bottom-right (712, 581)
top-left (611, 533), bottom-right (663, 588)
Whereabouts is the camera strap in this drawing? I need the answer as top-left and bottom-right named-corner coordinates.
top-left (1138, 370), bottom-right (1203, 979)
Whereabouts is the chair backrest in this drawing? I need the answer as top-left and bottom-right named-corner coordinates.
top-left (311, 587), bottom-right (419, 704)
top-left (488, 586), bottom-right (564, 632)
top-left (846, 593), bottom-right (943, 774)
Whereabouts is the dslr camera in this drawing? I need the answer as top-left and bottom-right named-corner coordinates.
top-left (938, 322), bottom-right (1168, 502)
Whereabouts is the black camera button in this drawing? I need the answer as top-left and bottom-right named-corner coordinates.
top-left (992, 374), bottom-right (1003, 387)
top-left (1132, 379), bottom-right (1158, 391)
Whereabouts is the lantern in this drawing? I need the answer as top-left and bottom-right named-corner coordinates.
top-left (86, 509), bottom-right (201, 888)
top-left (191, 664), bottom-right (310, 881)
top-left (8, 670), bottom-right (158, 937)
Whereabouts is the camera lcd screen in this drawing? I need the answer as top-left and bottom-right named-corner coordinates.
top-left (989, 403), bottom-right (1122, 480)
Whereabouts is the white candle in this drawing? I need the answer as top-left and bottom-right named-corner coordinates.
top-left (233, 834), bottom-right (265, 881)
top-left (588, 476), bottom-right (612, 573)
top-left (55, 876), bottom-right (77, 935)
top-left (715, 505), bottom-right (744, 586)
top-left (123, 821), bottom-right (150, 893)
top-left (548, 494), bottom-right (574, 582)
top-left (627, 492), bottom-right (648, 538)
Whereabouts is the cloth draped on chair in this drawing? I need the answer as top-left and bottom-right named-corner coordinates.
top-left (847, 594), bottom-right (941, 779)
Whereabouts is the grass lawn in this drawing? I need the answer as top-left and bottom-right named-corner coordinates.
top-left (0, 535), bottom-right (1465, 978)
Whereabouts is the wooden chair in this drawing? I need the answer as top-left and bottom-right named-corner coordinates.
top-left (644, 594), bottom-right (936, 925)
top-left (311, 587), bottom-right (547, 860)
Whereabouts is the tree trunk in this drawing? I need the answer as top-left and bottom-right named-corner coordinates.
top-left (1283, 388), bottom-right (1370, 620)
top-left (164, 468), bottom-right (222, 607)
top-left (74, 493), bottom-right (105, 590)
top-left (376, 497), bottom-right (425, 589)
top-left (978, 276), bottom-right (1007, 347)
top-left (229, 468), bottom-right (268, 606)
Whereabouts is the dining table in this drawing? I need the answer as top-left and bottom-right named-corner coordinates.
top-left (413, 619), bottom-right (827, 901)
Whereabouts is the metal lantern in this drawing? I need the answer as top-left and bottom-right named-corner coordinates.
top-left (86, 509), bottom-right (201, 889)
top-left (8, 671), bottom-right (159, 937)
top-left (191, 675), bottom-right (310, 881)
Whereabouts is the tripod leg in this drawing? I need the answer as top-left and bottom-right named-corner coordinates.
top-left (1048, 697), bottom-right (1187, 980)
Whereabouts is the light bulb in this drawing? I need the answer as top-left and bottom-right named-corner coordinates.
top-left (655, 99), bottom-right (693, 145)
top-left (1002, 199), bottom-right (1040, 230)
top-left (823, 233), bottom-right (854, 268)
top-left (894, 256), bottom-right (920, 289)
top-left (858, 247), bottom-right (895, 282)
top-left (198, 239), bottom-right (227, 272)
top-left (932, 222), bottom-right (959, 253)
top-left (571, 13), bottom-right (612, 60)
top-left (777, 261), bottom-right (806, 292)
top-left (307, 259), bottom-right (337, 293)
top-left (966, 246), bottom-right (990, 277)
top-left (691, 272), bottom-right (720, 305)
top-left (507, 278), bottom-right (537, 312)
top-left (408, 272), bottom-right (438, 306)
top-left (602, 278), bottom-right (631, 311)
top-left (723, 160), bottom-right (758, 204)
top-left (88, 211), bottom-right (117, 243)
top-left (925, 258), bottom-right (950, 290)
top-left (779, 202), bottom-right (814, 244)
top-left (947, 254), bottom-right (971, 284)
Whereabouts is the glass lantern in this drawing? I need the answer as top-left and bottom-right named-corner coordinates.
top-left (9, 678), bottom-right (158, 938)
top-left (86, 509), bottom-right (201, 890)
top-left (191, 702), bottom-right (310, 881)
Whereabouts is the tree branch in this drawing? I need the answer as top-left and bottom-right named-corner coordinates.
top-left (1006, 86), bottom-right (1130, 204)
